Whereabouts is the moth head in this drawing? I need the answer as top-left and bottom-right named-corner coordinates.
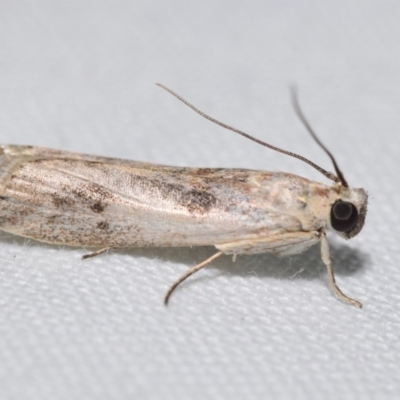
top-left (330, 187), bottom-right (368, 239)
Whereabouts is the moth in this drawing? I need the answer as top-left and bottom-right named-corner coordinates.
top-left (0, 84), bottom-right (368, 307)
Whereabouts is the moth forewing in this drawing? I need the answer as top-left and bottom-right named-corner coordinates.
top-left (0, 148), bottom-right (330, 249)
top-left (0, 85), bottom-right (368, 308)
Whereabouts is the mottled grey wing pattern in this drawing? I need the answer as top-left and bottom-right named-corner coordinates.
top-left (0, 146), bottom-right (301, 248)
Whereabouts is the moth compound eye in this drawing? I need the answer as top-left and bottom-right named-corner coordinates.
top-left (330, 200), bottom-right (359, 232)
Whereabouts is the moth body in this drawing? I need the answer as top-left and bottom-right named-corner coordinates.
top-left (0, 145), bottom-right (366, 258)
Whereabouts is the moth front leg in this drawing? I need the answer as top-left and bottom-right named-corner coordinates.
top-left (320, 233), bottom-right (362, 308)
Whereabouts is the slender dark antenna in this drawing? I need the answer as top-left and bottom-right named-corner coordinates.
top-left (290, 86), bottom-right (348, 187)
top-left (156, 83), bottom-right (340, 184)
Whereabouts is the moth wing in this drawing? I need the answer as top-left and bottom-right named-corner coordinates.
top-left (0, 145), bottom-right (314, 250)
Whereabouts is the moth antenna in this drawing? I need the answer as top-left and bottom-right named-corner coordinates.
top-left (290, 86), bottom-right (348, 187)
top-left (156, 83), bottom-right (339, 184)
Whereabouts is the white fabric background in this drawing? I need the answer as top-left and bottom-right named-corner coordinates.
top-left (0, 2), bottom-right (399, 399)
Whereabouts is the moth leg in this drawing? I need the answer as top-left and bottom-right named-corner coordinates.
top-left (216, 231), bottom-right (319, 256)
top-left (164, 251), bottom-right (224, 306)
top-left (320, 233), bottom-right (362, 308)
top-left (82, 247), bottom-right (112, 260)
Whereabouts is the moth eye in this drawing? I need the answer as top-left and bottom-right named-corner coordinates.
top-left (330, 200), bottom-right (359, 232)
